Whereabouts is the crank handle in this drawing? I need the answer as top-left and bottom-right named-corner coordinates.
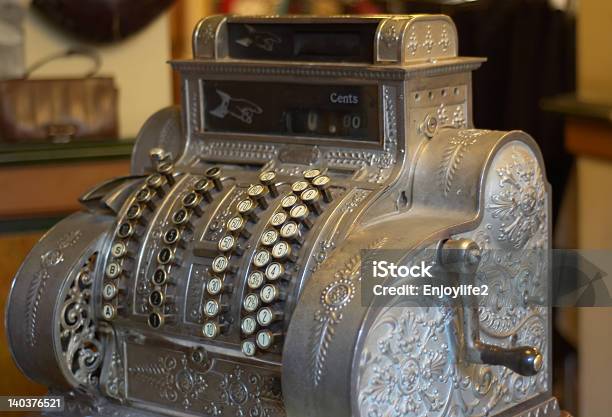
top-left (440, 238), bottom-right (544, 377)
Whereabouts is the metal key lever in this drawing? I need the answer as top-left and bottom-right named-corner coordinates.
top-left (440, 238), bottom-right (543, 377)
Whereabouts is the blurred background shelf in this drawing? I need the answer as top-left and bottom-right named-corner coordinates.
top-left (0, 138), bottom-right (135, 166)
top-left (0, 140), bottom-right (134, 229)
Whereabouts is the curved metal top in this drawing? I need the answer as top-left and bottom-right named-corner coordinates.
top-left (192, 14), bottom-right (465, 65)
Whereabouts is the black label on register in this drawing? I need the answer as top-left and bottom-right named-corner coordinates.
top-left (202, 80), bottom-right (379, 143)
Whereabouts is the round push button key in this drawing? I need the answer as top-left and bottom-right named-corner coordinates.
top-left (157, 247), bottom-right (175, 265)
top-left (204, 299), bottom-right (220, 317)
top-left (271, 240), bottom-right (297, 262)
top-left (237, 198), bottom-right (258, 222)
top-left (111, 241), bottom-right (127, 258)
top-left (157, 161), bottom-right (175, 185)
top-left (253, 249), bottom-right (271, 268)
top-left (271, 241), bottom-right (295, 262)
top-left (182, 191), bottom-right (199, 207)
top-left (152, 267), bottom-right (169, 286)
top-left (172, 208), bottom-right (191, 226)
top-left (205, 166), bottom-right (223, 191)
top-left (256, 329), bottom-right (280, 350)
top-left (247, 271), bottom-right (265, 289)
top-left (218, 235), bottom-right (237, 253)
top-left (265, 262), bottom-right (286, 281)
top-left (270, 211), bottom-right (288, 229)
top-left (312, 175), bottom-right (333, 203)
top-left (146, 173), bottom-right (164, 188)
top-left (260, 284), bottom-right (284, 304)
top-left (207, 277), bottom-right (223, 295)
top-left (182, 191), bottom-right (203, 215)
top-left (103, 283), bottom-right (118, 300)
top-left (136, 188), bottom-right (155, 210)
top-left (227, 215), bottom-right (251, 238)
top-left (248, 184), bottom-right (269, 209)
top-left (202, 321), bottom-right (219, 338)
top-left (260, 229), bottom-right (279, 246)
top-left (163, 228), bottom-right (181, 245)
top-left (242, 340), bottom-right (257, 357)
top-left (102, 304), bottom-right (117, 320)
top-left (241, 316), bottom-right (257, 336)
top-left (290, 204), bottom-right (313, 229)
top-left (117, 222), bottom-right (135, 239)
top-left (126, 203), bottom-right (143, 221)
top-left (149, 290), bottom-right (165, 308)
top-left (281, 194), bottom-right (298, 211)
top-left (291, 180), bottom-right (309, 194)
top-left (146, 173), bottom-right (167, 195)
top-left (257, 306), bottom-right (283, 326)
top-left (303, 168), bottom-right (322, 182)
top-left (105, 261), bottom-right (122, 279)
top-left (194, 178), bottom-right (214, 202)
top-left (243, 293), bottom-right (260, 313)
top-left (301, 188), bottom-right (322, 215)
top-left (148, 312), bottom-right (164, 329)
top-left (259, 170), bottom-right (278, 197)
top-left (211, 255), bottom-right (231, 274)
top-left (280, 221), bottom-right (301, 244)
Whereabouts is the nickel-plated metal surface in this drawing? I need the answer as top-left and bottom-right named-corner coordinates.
top-left (5, 14), bottom-right (560, 417)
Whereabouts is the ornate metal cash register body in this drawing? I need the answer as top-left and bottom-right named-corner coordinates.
top-left (6, 14), bottom-right (560, 417)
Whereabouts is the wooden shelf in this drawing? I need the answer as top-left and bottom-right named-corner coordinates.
top-left (0, 140), bottom-right (134, 231)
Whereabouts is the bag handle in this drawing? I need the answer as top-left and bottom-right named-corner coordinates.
top-left (24, 47), bottom-right (102, 78)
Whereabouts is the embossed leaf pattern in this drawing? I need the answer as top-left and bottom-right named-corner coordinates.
top-left (488, 150), bottom-right (545, 249)
top-left (129, 355), bottom-right (208, 409)
top-left (439, 130), bottom-right (484, 196)
top-left (359, 309), bottom-right (450, 417)
top-left (26, 269), bottom-right (49, 347)
top-left (311, 311), bottom-right (340, 386)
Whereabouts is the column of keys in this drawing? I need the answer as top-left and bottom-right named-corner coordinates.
top-left (149, 166), bottom-right (223, 330)
top-left (240, 168), bottom-right (334, 357)
top-left (101, 159), bottom-right (179, 323)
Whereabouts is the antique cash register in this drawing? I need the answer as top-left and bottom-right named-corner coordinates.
top-left (6, 14), bottom-right (561, 417)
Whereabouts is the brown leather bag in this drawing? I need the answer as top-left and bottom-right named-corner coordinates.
top-left (0, 48), bottom-right (118, 143)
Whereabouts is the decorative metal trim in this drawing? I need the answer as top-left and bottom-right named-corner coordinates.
top-left (311, 237), bottom-right (388, 387)
top-left (199, 140), bottom-right (279, 162)
top-left (172, 61), bottom-right (483, 81)
top-left (26, 230), bottom-right (82, 347)
top-left (128, 354), bottom-right (209, 409)
top-left (60, 252), bottom-right (103, 387)
top-left (439, 129), bottom-right (487, 196)
top-left (173, 62), bottom-right (406, 81)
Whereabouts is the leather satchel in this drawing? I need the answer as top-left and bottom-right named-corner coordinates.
top-left (0, 48), bottom-right (118, 143)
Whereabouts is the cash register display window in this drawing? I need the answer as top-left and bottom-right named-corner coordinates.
top-left (202, 81), bottom-right (379, 143)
